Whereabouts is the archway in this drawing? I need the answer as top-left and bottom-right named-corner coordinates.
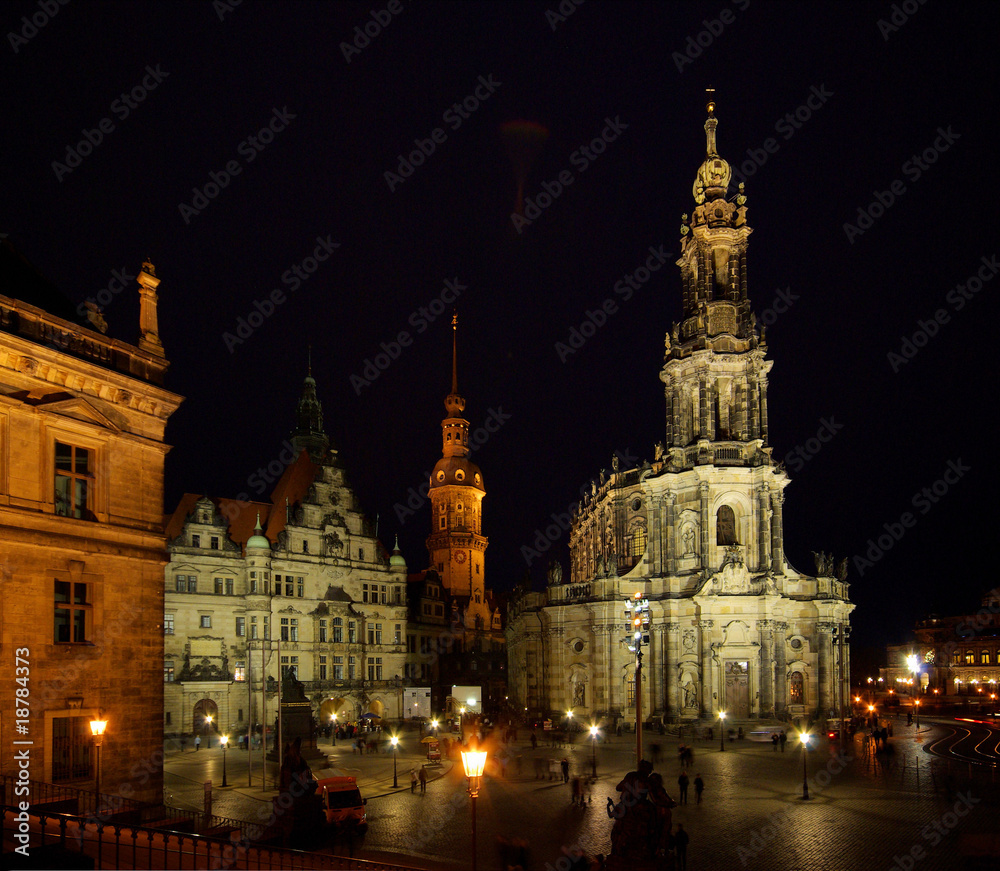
top-left (319, 697), bottom-right (348, 724)
top-left (193, 699), bottom-right (218, 735)
top-left (368, 699), bottom-right (385, 719)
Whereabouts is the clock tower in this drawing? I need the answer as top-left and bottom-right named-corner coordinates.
top-left (426, 316), bottom-right (488, 620)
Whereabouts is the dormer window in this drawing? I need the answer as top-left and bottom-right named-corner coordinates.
top-left (191, 534), bottom-right (201, 548)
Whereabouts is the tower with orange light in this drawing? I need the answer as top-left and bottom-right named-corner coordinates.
top-left (426, 316), bottom-right (489, 625)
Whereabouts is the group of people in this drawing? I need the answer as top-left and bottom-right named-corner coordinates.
top-left (676, 771), bottom-right (705, 805)
top-left (770, 731), bottom-right (789, 751)
top-left (408, 766), bottom-right (428, 793)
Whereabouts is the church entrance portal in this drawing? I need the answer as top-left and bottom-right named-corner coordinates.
top-left (724, 662), bottom-right (749, 719)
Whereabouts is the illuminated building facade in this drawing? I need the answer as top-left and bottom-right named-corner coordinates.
top-left (0, 244), bottom-right (182, 803)
top-left (507, 105), bottom-right (854, 728)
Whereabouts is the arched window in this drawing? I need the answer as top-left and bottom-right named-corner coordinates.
top-left (982, 650), bottom-right (991, 665)
top-left (966, 650), bottom-right (975, 664)
top-left (629, 524), bottom-right (648, 557)
top-left (716, 505), bottom-right (737, 545)
top-left (790, 671), bottom-right (804, 704)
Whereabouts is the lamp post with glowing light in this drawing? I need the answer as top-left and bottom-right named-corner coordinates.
top-left (589, 725), bottom-right (598, 777)
top-left (220, 735), bottom-right (229, 787)
top-left (461, 748), bottom-right (488, 871)
top-left (623, 592), bottom-right (650, 767)
top-left (719, 711), bottom-right (726, 752)
top-left (90, 716), bottom-right (107, 803)
top-left (914, 698), bottom-right (920, 731)
top-left (391, 735), bottom-right (399, 788)
top-left (800, 732), bottom-right (811, 800)
top-left (205, 713), bottom-right (213, 747)
top-left (331, 713), bottom-right (337, 746)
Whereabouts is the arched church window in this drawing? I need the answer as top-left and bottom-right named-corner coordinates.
top-left (716, 505), bottom-right (737, 545)
top-left (629, 524), bottom-right (648, 557)
top-left (789, 671), bottom-right (804, 704)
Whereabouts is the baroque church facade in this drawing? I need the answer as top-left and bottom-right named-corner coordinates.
top-left (506, 104), bottom-right (853, 728)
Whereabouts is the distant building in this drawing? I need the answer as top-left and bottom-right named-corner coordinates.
top-left (405, 319), bottom-right (506, 718)
top-left (506, 104), bottom-right (853, 728)
top-left (0, 242), bottom-right (182, 803)
top-left (881, 589), bottom-right (1000, 703)
top-left (163, 369), bottom-right (409, 737)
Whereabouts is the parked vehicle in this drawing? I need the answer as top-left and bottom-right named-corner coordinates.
top-left (316, 776), bottom-right (367, 831)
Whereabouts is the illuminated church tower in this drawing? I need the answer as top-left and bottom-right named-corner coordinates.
top-left (507, 100), bottom-right (853, 728)
top-left (425, 316), bottom-right (489, 625)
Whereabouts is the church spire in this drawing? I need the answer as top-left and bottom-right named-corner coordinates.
top-left (290, 357), bottom-right (330, 461)
top-left (444, 310), bottom-right (466, 421)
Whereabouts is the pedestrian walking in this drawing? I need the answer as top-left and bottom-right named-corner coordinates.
top-left (694, 773), bottom-right (704, 804)
top-left (571, 775), bottom-right (582, 806)
top-left (677, 771), bottom-right (689, 804)
top-left (771, 733), bottom-right (778, 751)
top-left (419, 765), bottom-right (427, 793)
top-left (779, 731), bottom-right (787, 752)
top-left (531, 731), bottom-right (538, 750)
top-left (561, 757), bottom-right (570, 783)
top-left (674, 823), bottom-right (689, 870)
top-left (410, 768), bottom-right (417, 793)
top-left (195, 735), bottom-right (201, 751)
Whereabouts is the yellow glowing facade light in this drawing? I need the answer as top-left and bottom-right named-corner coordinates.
top-left (90, 719), bottom-right (108, 738)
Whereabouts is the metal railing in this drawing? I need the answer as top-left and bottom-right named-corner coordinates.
top-left (3, 805), bottom-right (425, 870)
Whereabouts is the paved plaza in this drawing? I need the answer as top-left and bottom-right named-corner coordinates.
top-left (163, 721), bottom-right (1000, 870)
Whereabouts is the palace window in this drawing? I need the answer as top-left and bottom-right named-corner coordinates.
top-left (380, 585), bottom-right (387, 604)
top-left (251, 616), bottom-right (258, 639)
top-left (362, 584), bottom-right (369, 603)
top-left (188, 577), bottom-right (197, 593)
top-left (297, 577), bottom-right (304, 597)
top-left (966, 650), bottom-right (975, 664)
top-left (236, 617), bottom-right (245, 637)
top-left (52, 717), bottom-right (92, 782)
top-left (226, 579), bottom-right (234, 595)
top-left (333, 617), bottom-right (343, 643)
top-left (274, 574), bottom-right (282, 596)
top-left (982, 650), bottom-right (991, 665)
top-left (234, 661), bottom-right (246, 681)
top-left (164, 661), bottom-right (175, 682)
top-left (630, 524), bottom-right (648, 557)
top-left (367, 657), bottom-right (383, 680)
top-left (625, 678), bottom-right (635, 707)
top-left (953, 650), bottom-right (961, 665)
top-left (348, 621), bottom-right (357, 643)
top-left (215, 578), bottom-right (224, 595)
top-left (716, 505), bottom-right (738, 546)
top-left (264, 616), bottom-right (269, 639)
top-left (55, 442), bottom-right (94, 519)
top-left (200, 615), bottom-right (212, 629)
top-left (280, 655), bottom-right (298, 679)
top-left (348, 656), bottom-right (356, 679)
top-left (319, 619), bottom-right (328, 643)
top-left (164, 614), bottom-right (174, 635)
top-left (394, 624), bottom-right (402, 645)
top-left (368, 623), bottom-right (382, 645)
top-left (191, 534), bottom-right (200, 548)
top-left (286, 577), bottom-right (295, 597)
top-left (790, 671), bottom-right (804, 704)
top-left (54, 581), bottom-right (90, 643)
top-left (333, 656), bottom-right (344, 679)
top-left (318, 655), bottom-right (327, 680)
top-left (281, 617), bottom-right (298, 642)
top-left (359, 548), bottom-right (364, 561)
top-left (303, 540), bottom-right (309, 554)
top-left (210, 536), bottom-right (220, 550)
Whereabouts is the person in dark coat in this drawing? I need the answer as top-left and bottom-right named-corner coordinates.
top-left (694, 773), bottom-right (704, 804)
top-left (677, 771), bottom-right (689, 804)
top-left (674, 823), bottom-right (689, 870)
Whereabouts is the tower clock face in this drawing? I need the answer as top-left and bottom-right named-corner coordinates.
top-left (454, 551), bottom-right (467, 564)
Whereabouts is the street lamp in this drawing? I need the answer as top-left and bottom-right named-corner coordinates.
top-left (89, 716), bottom-right (107, 805)
top-left (220, 735), bottom-right (229, 787)
top-left (391, 735), bottom-right (399, 788)
top-left (205, 713), bottom-right (213, 747)
top-left (461, 748), bottom-right (488, 871)
top-left (719, 711), bottom-right (726, 752)
top-left (623, 592), bottom-right (650, 767)
top-left (914, 698), bottom-right (920, 731)
top-left (800, 732), bottom-right (811, 800)
top-left (589, 725), bottom-right (598, 777)
top-left (566, 710), bottom-right (574, 732)
top-left (331, 713), bottom-right (337, 746)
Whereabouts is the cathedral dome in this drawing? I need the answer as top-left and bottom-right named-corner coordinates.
top-left (430, 455), bottom-right (484, 491)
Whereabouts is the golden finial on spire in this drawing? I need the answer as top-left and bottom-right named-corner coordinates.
top-left (451, 309), bottom-right (458, 395)
top-left (706, 87), bottom-right (716, 116)
top-left (704, 88), bottom-right (719, 157)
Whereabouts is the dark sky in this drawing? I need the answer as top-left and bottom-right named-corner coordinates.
top-left (3, 0), bottom-right (996, 662)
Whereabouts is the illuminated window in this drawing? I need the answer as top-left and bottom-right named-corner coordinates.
top-left (630, 525), bottom-right (648, 557)
top-left (54, 581), bottom-right (90, 643)
top-left (234, 661), bottom-right (245, 682)
top-left (164, 661), bottom-right (175, 682)
top-left (626, 678), bottom-right (635, 707)
top-left (982, 650), bottom-right (991, 665)
top-left (966, 650), bottom-right (975, 664)
top-left (164, 614), bottom-right (174, 635)
top-left (953, 650), bottom-right (961, 665)
top-left (790, 671), bottom-right (804, 703)
top-left (55, 442), bottom-right (93, 519)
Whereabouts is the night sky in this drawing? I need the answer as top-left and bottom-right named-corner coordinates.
top-left (4, 0), bottom-right (996, 668)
